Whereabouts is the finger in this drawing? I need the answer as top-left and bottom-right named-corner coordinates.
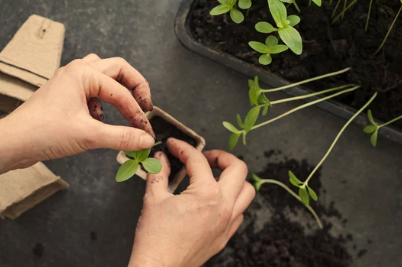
top-left (231, 182), bottom-right (255, 219)
top-left (228, 214), bottom-right (244, 239)
top-left (89, 57), bottom-right (153, 111)
top-left (146, 152), bottom-right (171, 196)
top-left (88, 120), bottom-right (155, 150)
top-left (203, 150), bottom-right (248, 202)
top-left (87, 97), bottom-right (104, 121)
top-left (71, 61), bottom-right (155, 138)
top-left (82, 53), bottom-right (101, 63)
top-left (166, 138), bottom-right (214, 184)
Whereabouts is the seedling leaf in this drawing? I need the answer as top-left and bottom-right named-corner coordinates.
top-left (230, 8), bottom-right (244, 23)
top-left (268, 0), bottom-right (287, 26)
top-left (307, 186), bottom-right (318, 201)
top-left (223, 121), bottom-right (240, 133)
top-left (141, 158), bottom-right (162, 174)
top-left (236, 114), bottom-right (244, 128)
top-left (218, 0), bottom-right (229, 4)
top-left (210, 4), bottom-right (231, 15)
top-left (248, 79), bottom-right (255, 88)
top-left (269, 45), bottom-right (289, 54)
top-left (263, 103), bottom-right (269, 116)
top-left (249, 41), bottom-right (269, 53)
top-left (132, 148), bottom-right (151, 162)
top-left (367, 110), bottom-right (376, 125)
top-left (239, 0), bottom-right (252, 9)
top-left (280, 0), bottom-right (294, 3)
top-left (265, 36), bottom-right (279, 48)
top-left (259, 54), bottom-right (272, 65)
top-left (299, 187), bottom-right (310, 205)
top-left (287, 15), bottom-right (300, 26)
top-left (363, 125), bottom-right (376, 134)
top-left (229, 133), bottom-right (241, 150)
top-left (116, 160), bottom-right (139, 182)
top-left (288, 170), bottom-right (302, 187)
top-left (371, 130), bottom-right (378, 147)
top-left (312, 0), bottom-right (322, 6)
top-left (124, 151), bottom-right (137, 158)
top-left (278, 26), bottom-right (302, 55)
top-left (254, 76), bottom-right (260, 89)
top-left (255, 22), bottom-right (277, 33)
top-left (244, 106), bottom-right (261, 132)
top-left (249, 86), bottom-right (260, 105)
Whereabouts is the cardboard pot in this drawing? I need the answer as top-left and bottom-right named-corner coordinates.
top-left (116, 106), bottom-right (206, 193)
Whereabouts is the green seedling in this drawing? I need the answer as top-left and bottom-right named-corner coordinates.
top-left (249, 36), bottom-right (289, 65)
top-left (210, 0), bottom-right (251, 24)
top-left (365, 0), bottom-right (374, 31)
top-left (332, 0), bottom-right (357, 23)
top-left (289, 93), bottom-right (377, 205)
top-left (251, 173), bottom-right (323, 229)
top-left (116, 144), bottom-right (162, 182)
top-left (375, 0), bottom-right (402, 55)
top-left (363, 110), bottom-right (402, 147)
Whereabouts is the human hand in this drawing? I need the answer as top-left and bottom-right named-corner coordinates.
top-left (129, 138), bottom-right (255, 267)
top-left (0, 54), bottom-right (155, 173)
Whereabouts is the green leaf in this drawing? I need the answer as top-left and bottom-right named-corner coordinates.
top-left (371, 130), bottom-right (378, 147)
top-left (367, 110), bottom-right (376, 125)
top-left (249, 86), bottom-right (260, 106)
top-left (363, 125), bottom-right (377, 134)
top-left (223, 121), bottom-right (240, 133)
top-left (311, 0), bottom-right (322, 6)
top-left (259, 54), bottom-right (272, 65)
top-left (287, 15), bottom-right (300, 26)
top-left (132, 148), bottom-right (151, 162)
top-left (249, 41), bottom-right (269, 54)
top-left (116, 160), bottom-right (139, 182)
top-left (242, 132), bottom-right (247, 145)
top-left (218, 0), bottom-right (229, 4)
top-left (288, 170), bottom-right (302, 187)
top-left (254, 76), bottom-right (260, 89)
top-left (248, 79), bottom-right (255, 88)
top-left (278, 26), bottom-right (302, 55)
top-left (262, 103), bottom-right (269, 116)
top-left (244, 106), bottom-right (261, 132)
top-left (265, 36), bottom-right (279, 48)
top-left (141, 158), bottom-right (162, 174)
top-left (230, 8), bottom-right (244, 23)
top-left (124, 151), bottom-right (136, 158)
top-left (239, 0), bottom-right (252, 9)
top-left (269, 45), bottom-right (289, 54)
top-left (251, 173), bottom-right (263, 192)
top-left (280, 0), bottom-right (294, 3)
top-left (210, 4), bottom-right (231, 15)
top-left (255, 22), bottom-right (277, 33)
top-left (307, 186), bottom-right (318, 201)
top-left (236, 114), bottom-right (244, 128)
top-left (299, 187), bottom-right (309, 205)
top-left (229, 133), bottom-right (241, 150)
top-left (268, 0), bottom-right (288, 26)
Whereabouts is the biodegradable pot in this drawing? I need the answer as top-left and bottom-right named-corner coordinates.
top-left (116, 106), bottom-right (206, 193)
top-left (174, 0), bottom-right (402, 146)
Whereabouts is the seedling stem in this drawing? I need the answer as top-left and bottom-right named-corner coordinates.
top-left (375, 5), bottom-right (402, 55)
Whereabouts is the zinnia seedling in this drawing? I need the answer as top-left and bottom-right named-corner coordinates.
top-left (363, 110), bottom-right (402, 147)
top-left (210, 0), bottom-right (251, 24)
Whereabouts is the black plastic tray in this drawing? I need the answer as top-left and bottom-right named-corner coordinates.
top-left (174, 0), bottom-right (402, 145)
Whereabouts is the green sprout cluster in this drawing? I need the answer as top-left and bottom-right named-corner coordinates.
top-left (364, 110), bottom-right (402, 147)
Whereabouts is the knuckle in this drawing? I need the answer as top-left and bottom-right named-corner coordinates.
top-left (66, 59), bottom-right (88, 73)
top-left (237, 160), bottom-right (248, 178)
top-left (86, 53), bottom-right (99, 59)
top-left (113, 57), bottom-right (128, 66)
top-left (118, 128), bottom-right (134, 150)
top-left (201, 184), bottom-right (221, 201)
top-left (220, 206), bottom-right (233, 223)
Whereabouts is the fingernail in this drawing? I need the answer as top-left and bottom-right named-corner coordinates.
top-left (139, 134), bottom-right (155, 149)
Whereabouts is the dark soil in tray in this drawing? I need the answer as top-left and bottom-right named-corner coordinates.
top-left (149, 116), bottom-right (197, 180)
top-left (190, 0), bottom-right (402, 128)
top-left (205, 151), bottom-right (363, 267)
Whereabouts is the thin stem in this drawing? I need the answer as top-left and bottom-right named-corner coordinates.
top-left (252, 86), bottom-right (360, 130)
top-left (332, 0), bottom-right (342, 18)
top-left (260, 67), bottom-right (351, 93)
top-left (379, 115), bottom-right (402, 128)
top-left (260, 179), bottom-right (323, 229)
top-left (246, 8), bottom-right (250, 17)
top-left (365, 0), bottom-right (373, 32)
top-left (270, 84), bottom-right (355, 105)
top-left (153, 141), bottom-right (162, 147)
top-left (375, 5), bottom-right (402, 55)
top-left (330, 0), bottom-right (333, 5)
top-left (293, 1), bottom-right (301, 13)
top-left (332, 0), bottom-right (358, 24)
top-left (309, 0), bottom-right (312, 6)
top-left (304, 92), bottom-right (378, 185)
top-left (342, 0), bottom-right (347, 20)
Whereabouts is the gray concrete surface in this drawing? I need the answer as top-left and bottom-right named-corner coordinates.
top-left (0, 0), bottom-right (401, 266)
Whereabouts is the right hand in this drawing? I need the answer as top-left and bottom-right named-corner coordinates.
top-left (129, 138), bottom-right (255, 267)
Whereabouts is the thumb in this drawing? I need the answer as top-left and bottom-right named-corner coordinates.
top-left (91, 121), bottom-right (155, 151)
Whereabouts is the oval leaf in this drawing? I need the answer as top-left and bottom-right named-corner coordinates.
top-left (223, 121), bottom-right (240, 133)
top-left (259, 54), bottom-right (272, 65)
top-left (255, 22), bottom-right (277, 33)
top-left (254, 76), bottom-right (260, 89)
top-left (363, 125), bottom-right (376, 134)
top-left (288, 170), bottom-right (302, 186)
top-left (210, 4), bottom-right (231, 15)
top-left (299, 187), bottom-right (310, 205)
top-left (229, 133), bottom-right (241, 150)
top-left (124, 151), bottom-right (136, 158)
top-left (236, 114), bottom-right (244, 128)
top-left (230, 8), bottom-right (244, 23)
top-left (307, 186), bottom-right (318, 201)
top-left (249, 86), bottom-right (260, 106)
top-left (141, 158), bottom-right (162, 174)
top-left (287, 15), bottom-right (300, 26)
top-left (269, 45), bottom-right (289, 54)
top-left (265, 36), bottom-right (279, 48)
top-left (367, 110), bottom-right (375, 125)
top-left (371, 130), bottom-right (378, 147)
top-left (249, 41), bottom-right (269, 54)
top-left (278, 26), bottom-right (302, 55)
top-left (133, 148), bottom-right (151, 162)
top-left (262, 103), bottom-right (269, 116)
top-left (268, 0), bottom-right (288, 25)
top-left (248, 79), bottom-right (255, 88)
top-left (239, 0), bottom-right (252, 9)
top-left (312, 0), bottom-right (322, 6)
top-left (116, 160), bottom-right (139, 182)
top-left (244, 106), bottom-right (261, 132)
top-left (218, 0), bottom-right (229, 4)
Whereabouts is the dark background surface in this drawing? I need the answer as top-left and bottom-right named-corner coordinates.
top-left (0, 1), bottom-right (401, 267)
